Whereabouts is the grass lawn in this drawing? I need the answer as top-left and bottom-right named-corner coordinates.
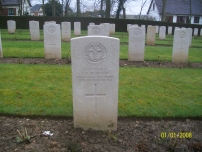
top-left (0, 29), bottom-right (202, 118)
top-left (0, 64), bottom-right (202, 118)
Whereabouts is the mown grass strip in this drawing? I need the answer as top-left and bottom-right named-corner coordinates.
top-left (0, 64), bottom-right (201, 117)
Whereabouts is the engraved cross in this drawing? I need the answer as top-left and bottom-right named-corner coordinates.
top-left (179, 45), bottom-right (184, 54)
top-left (85, 84), bottom-right (106, 115)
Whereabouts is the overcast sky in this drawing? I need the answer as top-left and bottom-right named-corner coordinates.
top-left (31, 0), bottom-right (151, 15)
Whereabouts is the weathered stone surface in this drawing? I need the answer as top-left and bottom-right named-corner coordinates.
top-left (110, 24), bottom-right (115, 34)
top-left (100, 23), bottom-right (110, 36)
top-left (88, 25), bottom-right (105, 36)
top-left (71, 36), bottom-right (119, 131)
top-left (194, 28), bottom-right (198, 36)
top-left (168, 26), bottom-right (172, 35)
top-left (7, 20), bottom-right (16, 34)
top-left (74, 22), bottom-right (81, 36)
top-left (61, 22), bottom-right (71, 41)
top-left (146, 26), bottom-right (156, 45)
top-left (159, 26), bottom-right (166, 39)
top-left (155, 26), bottom-right (159, 34)
top-left (128, 27), bottom-right (145, 61)
top-left (43, 23), bottom-right (61, 59)
top-left (29, 21), bottom-right (40, 41)
top-left (188, 28), bottom-right (193, 47)
top-left (172, 29), bottom-right (189, 63)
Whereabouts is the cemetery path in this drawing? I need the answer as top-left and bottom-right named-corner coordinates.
top-left (0, 58), bottom-right (202, 68)
top-left (0, 116), bottom-right (202, 152)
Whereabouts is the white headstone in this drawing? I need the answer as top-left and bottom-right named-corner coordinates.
top-left (168, 26), bottom-right (172, 35)
top-left (43, 23), bottom-right (61, 59)
top-left (7, 20), bottom-right (16, 34)
top-left (127, 24), bottom-right (131, 31)
top-left (0, 33), bottom-right (3, 58)
top-left (61, 22), bottom-right (71, 42)
top-left (172, 29), bottom-right (189, 63)
top-left (100, 23), bottom-right (110, 36)
top-left (29, 21), bottom-right (40, 41)
top-left (128, 27), bottom-right (145, 61)
top-left (110, 23), bottom-right (115, 34)
top-left (175, 27), bottom-right (180, 31)
top-left (74, 22), bottom-right (81, 36)
top-left (45, 21), bottom-right (56, 24)
top-left (146, 26), bottom-right (156, 45)
top-left (88, 25), bottom-right (105, 36)
top-left (194, 28), bottom-right (198, 36)
top-left (71, 36), bottom-right (119, 131)
top-left (159, 26), bottom-right (166, 39)
top-left (155, 26), bottom-right (159, 34)
top-left (188, 28), bottom-right (193, 47)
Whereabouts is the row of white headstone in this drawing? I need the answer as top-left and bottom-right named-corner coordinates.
top-left (127, 24), bottom-right (201, 36)
top-left (128, 26), bottom-right (191, 63)
top-left (6, 20), bottom-right (116, 41)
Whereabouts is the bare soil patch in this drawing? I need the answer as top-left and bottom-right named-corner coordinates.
top-left (0, 116), bottom-right (202, 152)
top-left (0, 58), bottom-right (202, 68)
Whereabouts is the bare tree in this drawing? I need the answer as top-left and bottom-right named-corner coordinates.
top-left (105, 0), bottom-right (110, 17)
top-left (52, 0), bottom-right (56, 16)
top-left (115, 0), bottom-right (127, 19)
top-left (77, 0), bottom-right (81, 16)
top-left (138, 0), bottom-right (148, 19)
top-left (161, 0), bottom-right (167, 21)
top-left (100, 0), bottom-right (104, 17)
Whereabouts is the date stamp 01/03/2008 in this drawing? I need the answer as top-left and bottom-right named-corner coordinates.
top-left (160, 132), bottom-right (193, 139)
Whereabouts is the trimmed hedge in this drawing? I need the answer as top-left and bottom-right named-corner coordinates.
top-left (0, 16), bottom-right (201, 35)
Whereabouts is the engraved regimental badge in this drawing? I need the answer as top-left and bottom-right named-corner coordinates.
top-left (92, 27), bottom-right (100, 35)
top-left (48, 26), bottom-right (56, 33)
top-left (179, 31), bottom-right (186, 38)
top-left (134, 28), bottom-right (142, 36)
top-left (84, 42), bottom-right (107, 63)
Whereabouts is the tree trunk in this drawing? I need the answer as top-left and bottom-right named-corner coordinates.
top-left (42, 0), bottom-right (45, 16)
top-left (123, 7), bottom-right (126, 19)
top-left (189, 0), bottom-right (192, 23)
top-left (105, 0), bottom-right (110, 18)
top-left (139, 0), bottom-right (147, 19)
top-left (161, 0), bottom-right (167, 21)
top-left (100, 0), bottom-right (104, 17)
top-left (115, 0), bottom-right (123, 19)
top-left (77, 0), bottom-right (81, 17)
top-left (52, 0), bottom-right (55, 16)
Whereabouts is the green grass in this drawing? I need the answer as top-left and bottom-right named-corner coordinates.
top-left (0, 64), bottom-right (202, 117)
top-left (0, 29), bottom-right (202, 118)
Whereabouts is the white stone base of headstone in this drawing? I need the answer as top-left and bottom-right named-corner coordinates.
top-left (71, 36), bottom-right (119, 131)
top-left (172, 29), bottom-right (189, 63)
